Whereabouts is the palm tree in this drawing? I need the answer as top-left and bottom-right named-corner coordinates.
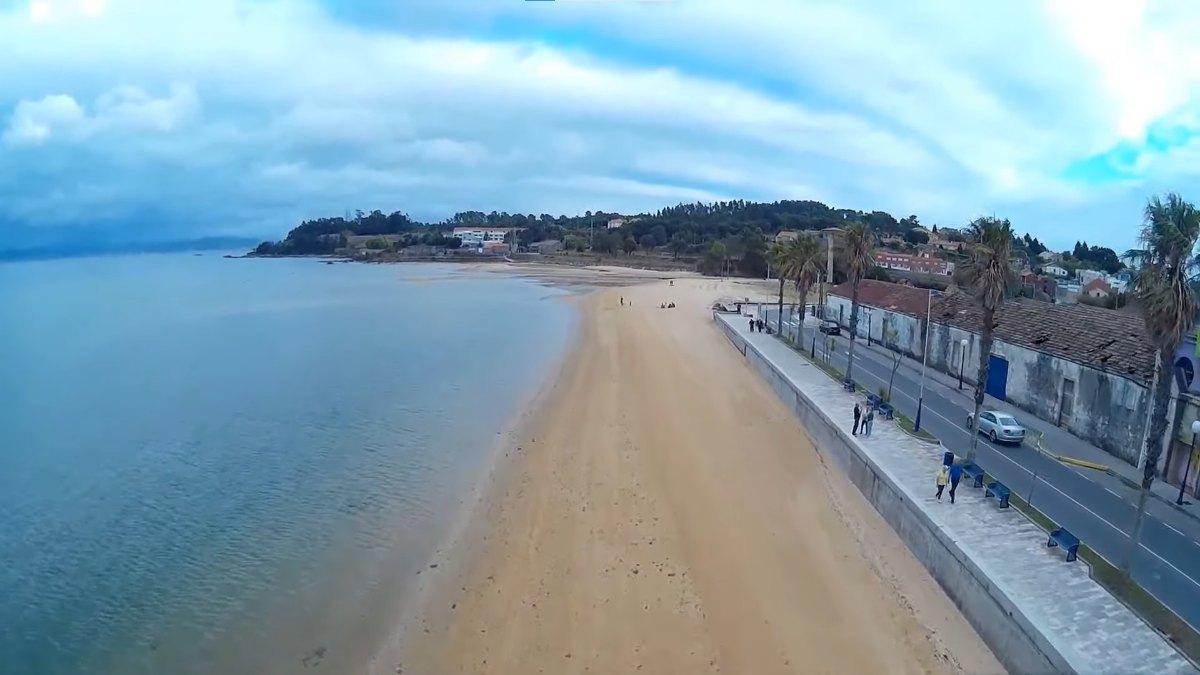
top-left (1122, 193), bottom-right (1200, 572)
top-left (769, 241), bottom-right (790, 335)
top-left (782, 236), bottom-right (823, 348)
top-left (841, 222), bottom-right (875, 383)
top-left (959, 217), bottom-right (1015, 462)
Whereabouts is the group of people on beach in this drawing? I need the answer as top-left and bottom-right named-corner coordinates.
top-left (660, 302), bottom-right (676, 309)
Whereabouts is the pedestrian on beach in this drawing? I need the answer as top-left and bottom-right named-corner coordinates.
top-left (935, 465), bottom-right (950, 501)
top-left (948, 462), bottom-right (963, 504)
top-left (864, 408), bottom-right (875, 436)
top-left (852, 403), bottom-right (862, 435)
top-left (620, 296), bottom-right (624, 306)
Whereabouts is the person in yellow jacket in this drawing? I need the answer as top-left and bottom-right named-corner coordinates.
top-left (935, 465), bottom-right (950, 501)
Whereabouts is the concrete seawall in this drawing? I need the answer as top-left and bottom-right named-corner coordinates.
top-left (715, 312), bottom-right (1070, 674)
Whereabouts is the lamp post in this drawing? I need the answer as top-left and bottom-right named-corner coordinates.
top-left (957, 338), bottom-right (968, 390)
top-left (1176, 421), bottom-right (1200, 505)
top-left (915, 288), bottom-right (933, 432)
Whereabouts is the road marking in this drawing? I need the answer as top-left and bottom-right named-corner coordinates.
top-left (1105, 487), bottom-right (1124, 499)
top-left (809, 329), bottom-right (1200, 590)
top-left (1165, 523), bottom-right (1185, 536)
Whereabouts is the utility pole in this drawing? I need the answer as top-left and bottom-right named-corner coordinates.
top-left (915, 287), bottom-right (933, 432)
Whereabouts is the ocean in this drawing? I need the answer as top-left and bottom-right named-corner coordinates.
top-left (0, 254), bottom-right (575, 674)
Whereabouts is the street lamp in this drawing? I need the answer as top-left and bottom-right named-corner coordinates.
top-left (1177, 421), bottom-right (1200, 505)
top-left (914, 288), bottom-right (933, 433)
top-left (957, 338), bottom-right (968, 390)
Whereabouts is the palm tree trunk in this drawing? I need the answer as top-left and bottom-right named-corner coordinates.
top-left (1122, 347), bottom-right (1174, 572)
top-left (966, 307), bottom-right (996, 462)
top-left (846, 279), bottom-right (861, 382)
top-left (797, 281), bottom-right (811, 349)
top-left (777, 276), bottom-right (784, 335)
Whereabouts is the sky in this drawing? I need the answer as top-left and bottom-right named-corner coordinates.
top-left (2, 0), bottom-right (1200, 253)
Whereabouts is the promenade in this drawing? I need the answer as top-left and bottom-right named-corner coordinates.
top-left (717, 310), bottom-right (1194, 674)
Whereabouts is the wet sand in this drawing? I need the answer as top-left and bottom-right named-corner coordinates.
top-left (385, 276), bottom-right (1003, 674)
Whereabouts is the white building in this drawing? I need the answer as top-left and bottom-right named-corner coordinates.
top-left (1078, 268), bottom-right (1106, 286)
top-left (452, 227), bottom-right (511, 247)
top-left (606, 218), bottom-right (626, 229)
top-left (1043, 264), bottom-right (1069, 278)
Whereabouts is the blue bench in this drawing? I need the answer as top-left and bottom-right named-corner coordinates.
top-left (1048, 528), bottom-right (1080, 562)
top-left (842, 379), bottom-right (856, 392)
top-left (985, 481), bottom-right (1011, 508)
top-left (877, 402), bottom-right (894, 420)
top-left (866, 392), bottom-right (882, 407)
top-left (962, 463), bottom-right (985, 489)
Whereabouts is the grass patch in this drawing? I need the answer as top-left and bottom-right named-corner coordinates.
top-left (1005, 485), bottom-right (1200, 665)
top-left (895, 412), bottom-right (938, 443)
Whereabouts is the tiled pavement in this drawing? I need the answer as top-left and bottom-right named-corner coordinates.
top-left (718, 312), bottom-right (1194, 675)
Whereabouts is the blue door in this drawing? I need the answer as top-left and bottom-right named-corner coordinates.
top-left (986, 355), bottom-right (1008, 401)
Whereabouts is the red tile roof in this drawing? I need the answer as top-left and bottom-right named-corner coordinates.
top-left (828, 279), bottom-right (932, 317)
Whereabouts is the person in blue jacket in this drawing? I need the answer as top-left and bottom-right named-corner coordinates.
top-left (948, 462), bottom-right (964, 504)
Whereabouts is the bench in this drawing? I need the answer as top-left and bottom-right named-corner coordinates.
top-left (842, 379), bottom-right (856, 392)
top-left (866, 392), bottom-right (882, 408)
top-left (876, 402), bottom-right (894, 420)
top-left (962, 463), bottom-right (985, 489)
top-left (1047, 527), bottom-right (1080, 562)
top-left (984, 481), bottom-right (1011, 508)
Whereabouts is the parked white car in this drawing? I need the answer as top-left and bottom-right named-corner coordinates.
top-left (966, 410), bottom-right (1026, 445)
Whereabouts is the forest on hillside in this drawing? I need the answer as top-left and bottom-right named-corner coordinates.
top-left (251, 198), bottom-right (1097, 280)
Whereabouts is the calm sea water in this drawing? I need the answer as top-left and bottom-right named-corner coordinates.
top-left (0, 254), bottom-right (574, 674)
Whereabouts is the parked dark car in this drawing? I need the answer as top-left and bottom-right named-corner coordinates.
top-left (818, 320), bottom-right (841, 335)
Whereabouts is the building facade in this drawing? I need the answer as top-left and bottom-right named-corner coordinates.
top-left (452, 227), bottom-right (512, 247)
top-left (824, 280), bottom-right (1154, 464)
top-left (873, 250), bottom-right (955, 275)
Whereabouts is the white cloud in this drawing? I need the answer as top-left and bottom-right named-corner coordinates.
top-left (3, 94), bottom-right (86, 144)
top-left (3, 84), bottom-right (196, 146)
top-left (1, 0), bottom-right (1199, 252)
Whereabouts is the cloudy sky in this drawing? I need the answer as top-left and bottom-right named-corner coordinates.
top-left (2, 0), bottom-right (1199, 252)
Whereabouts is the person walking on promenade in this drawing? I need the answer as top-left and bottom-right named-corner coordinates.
top-left (948, 462), bottom-right (963, 504)
top-left (935, 465), bottom-right (949, 501)
top-left (864, 408), bottom-right (875, 436)
top-left (852, 403), bottom-right (862, 435)
top-left (749, 316), bottom-right (756, 332)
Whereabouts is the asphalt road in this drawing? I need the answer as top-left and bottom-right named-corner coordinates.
top-left (766, 310), bottom-right (1200, 630)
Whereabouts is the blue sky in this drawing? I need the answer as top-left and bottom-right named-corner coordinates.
top-left (3, 0), bottom-right (1200, 253)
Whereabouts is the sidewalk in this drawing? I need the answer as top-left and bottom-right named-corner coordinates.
top-left (719, 311), bottom-right (1194, 674)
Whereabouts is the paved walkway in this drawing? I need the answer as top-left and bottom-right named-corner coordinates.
top-left (719, 311), bottom-right (1194, 674)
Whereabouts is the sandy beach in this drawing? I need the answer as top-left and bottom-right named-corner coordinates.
top-left (387, 274), bottom-right (1003, 674)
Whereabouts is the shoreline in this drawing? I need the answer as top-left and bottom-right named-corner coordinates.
top-left (390, 276), bottom-right (1003, 674)
top-left (366, 290), bottom-right (586, 674)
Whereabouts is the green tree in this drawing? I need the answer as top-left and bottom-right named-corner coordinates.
top-left (1122, 193), bottom-right (1200, 572)
top-left (960, 217), bottom-right (1016, 462)
top-left (623, 236), bottom-right (637, 255)
top-left (564, 234), bottom-right (587, 252)
top-left (777, 236), bottom-right (823, 344)
top-left (639, 233), bottom-right (657, 251)
top-left (904, 229), bottom-right (929, 245)
top-left (668, 232), bottom-right (689, 260)
top-left (841, 223), bottom-right (875, 383)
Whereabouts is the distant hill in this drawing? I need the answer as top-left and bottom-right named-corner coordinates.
top-left (0, 236), bottom-right (261, 262)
